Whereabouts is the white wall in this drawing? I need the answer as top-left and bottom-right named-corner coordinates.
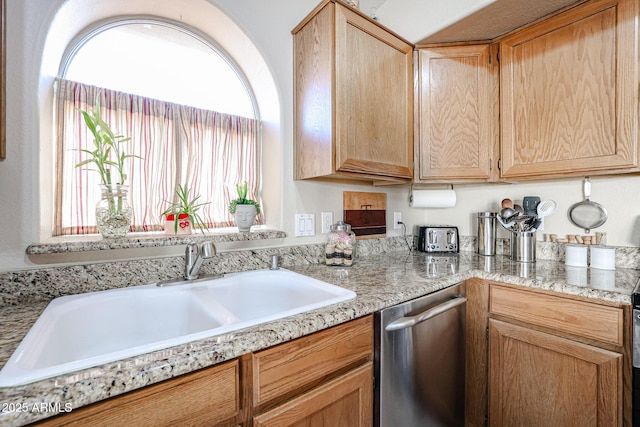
top-left (1, 0), bottom-right (639, 272)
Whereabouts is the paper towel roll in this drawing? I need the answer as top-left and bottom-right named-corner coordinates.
top-left (410, 190), bottom-right (457, 208)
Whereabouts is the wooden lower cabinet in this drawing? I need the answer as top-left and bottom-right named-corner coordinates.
top-left (33, 316), bottom-right (373, 427)
top-left (488, 319), bottom-right (622, 426)
top-left (465, 279), bottom-right (631, 427)
top-left (251, 315), bottom-right (374, 426)
top-left (253, 363), bottom-right (373, 427)
top-left (35, 358), bottom-right (245, 427)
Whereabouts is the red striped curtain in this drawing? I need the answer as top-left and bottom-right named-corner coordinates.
top-left (53, 78), bottom-right (262, 236)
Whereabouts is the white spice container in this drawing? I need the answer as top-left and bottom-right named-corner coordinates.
top-left (565, 244), bottom-right (588, 267)
top-left (590, 246), bottom-right (615, 270)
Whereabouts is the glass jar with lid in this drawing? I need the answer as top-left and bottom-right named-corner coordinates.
top-left (325, 220), bottom-right (357, 266)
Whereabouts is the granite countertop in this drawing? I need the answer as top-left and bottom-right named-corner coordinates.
top-left (1, 250), bottom-right (638, 426)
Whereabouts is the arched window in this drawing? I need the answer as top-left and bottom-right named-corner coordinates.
top-left (54, 19), bottom-right (262, 235)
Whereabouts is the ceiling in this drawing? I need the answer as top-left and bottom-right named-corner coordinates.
top-left (357, 0), bottom-right (584, 44)
top-left (418, 0), bottom-right (583, 44)
top-left (358, 0), bottom-right (389, 20)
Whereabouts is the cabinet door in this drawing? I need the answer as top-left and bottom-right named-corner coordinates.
top-left (293, 2), bottom-right (334, 181)
top-left (252, 315), bottom-right (372, 409)
top-left (36, 359), bottom-right (243, 427)
top-left (334, 4), bottom-right (413, 179)
top-left (500, 0), bottom-right (639, 179)
top-left (416, 44), bottom-right (497, 182)
top-left (253, 362), bottom-right (373, 427)
top-left (489, 319), bottom-right (622, 426)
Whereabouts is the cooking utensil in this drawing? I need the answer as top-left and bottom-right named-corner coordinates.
top-left (537, 199), bottom-right (557, 218)
top-left (496, 214), bottom-right (515, 231)
top-left (500, 207), bottom-right (515, 220)
top-left (513, 204), bottom-right (524, 215)
top-left (501, 198), bottom-right (514, 209)
top-left (513, 214), bottom-right (537, 231)
top-left (507, 212), bottom-right (537, 223)
top-left (568, 177), bottom-right (608, 233)
top-left (505, 212), bottom-right (521, 223)
top-left (525, 218), bottom-right (542, 232)
top-left (522, 196), bottom-right (541, 216)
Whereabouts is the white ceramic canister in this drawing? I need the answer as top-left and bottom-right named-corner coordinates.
top-left (590, 245), bottom-right (615, 270)
top-left (590, 268), bottom-right (616, 287)
top-left (565, 244), bottom-right (588, 267)
top-left (565, 266), bottom-right (588, 286)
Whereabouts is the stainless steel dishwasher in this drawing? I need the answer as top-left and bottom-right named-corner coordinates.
top-left (374, 282), bottom-right (466, 427)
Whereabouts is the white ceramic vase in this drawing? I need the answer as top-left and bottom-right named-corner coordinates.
top-left (234, 204), bottom-right (257, 232)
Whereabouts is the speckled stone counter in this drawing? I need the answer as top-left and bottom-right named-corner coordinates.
top-left (25, 229), bottom-right (287, 254)
top-left (1, 247), bottom-right (639, 426)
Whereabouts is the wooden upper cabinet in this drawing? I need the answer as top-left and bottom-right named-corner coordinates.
top-left (416, 44), bottom-right (498, 182)
top-left (292, 1), bottom-right (414, 183)
top-left (500, 0), bottom-right (640, 179)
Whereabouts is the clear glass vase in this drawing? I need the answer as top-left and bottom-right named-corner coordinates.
top-left (95, 184), bottom-right (132, 238)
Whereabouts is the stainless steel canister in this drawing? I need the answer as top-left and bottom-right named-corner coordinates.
top-left (511, 231), bottom-right (536, 263)
top-left (477, 212), bottom-right (497, 256)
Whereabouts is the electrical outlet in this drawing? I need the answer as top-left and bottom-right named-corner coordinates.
top-left (537, 217), bottom-right (545, 231)
top-left (393, 212), bottom-right (402, 229)
top-left (321, 211), bottom-right (333, 234)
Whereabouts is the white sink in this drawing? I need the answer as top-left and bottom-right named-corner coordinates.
top-left (0, 269), bottom-right (355, 387)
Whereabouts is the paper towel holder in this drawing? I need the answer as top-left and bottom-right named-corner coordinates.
top-left (409, 183), bottom-right (454, 205)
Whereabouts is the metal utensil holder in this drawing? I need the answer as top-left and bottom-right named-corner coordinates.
top-left (510, 231), bottom-right (536, 263)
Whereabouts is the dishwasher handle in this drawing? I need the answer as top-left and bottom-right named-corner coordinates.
top-left (385, 295), bottom-right (467, 332)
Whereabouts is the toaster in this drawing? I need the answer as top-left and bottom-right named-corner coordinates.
top-left (415, 225), bottom-right (459, 253)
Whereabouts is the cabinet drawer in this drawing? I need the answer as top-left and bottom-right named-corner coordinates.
top-left (37, 359), bottom-right (241, 427)
top-left (252, 315), bottom-right (373, 407)
top-left (253, 362), bottom-right (373, 427)
top-left (490, 285), bottom-right (623, 346)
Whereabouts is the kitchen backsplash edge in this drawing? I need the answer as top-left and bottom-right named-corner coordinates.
top-left (0, 235), bottom-right (638, 307)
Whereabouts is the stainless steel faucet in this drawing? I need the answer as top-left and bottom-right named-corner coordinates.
top-left (184, 241), bottom-right (216, 280)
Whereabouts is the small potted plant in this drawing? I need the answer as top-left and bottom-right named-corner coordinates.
top-left (229, 181), bottom-right (261, 232)
top-left (75, 97), bottom-right (140, 238)
top-left (161, 184), bottom-right (210, 235)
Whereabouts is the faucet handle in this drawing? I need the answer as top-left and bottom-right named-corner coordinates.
top-left (185, 242), bottom-right (198, 260)
top-left (200, 241), bottom-right (216, 258)
top-left (270, 255), bottom-right (280, 270)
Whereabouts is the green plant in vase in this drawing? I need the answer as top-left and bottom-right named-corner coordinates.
top-left (75, 97), bottom-right (140, 238)
top-left (161, 184), bottom-right (210, 235)
top-left (229, 181), bottom-right (260, 232)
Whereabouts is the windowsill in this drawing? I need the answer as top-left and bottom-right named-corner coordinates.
top-left (26, 227), bottom-right (287, 255)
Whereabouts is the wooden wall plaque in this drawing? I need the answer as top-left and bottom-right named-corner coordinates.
top-left (343, 191), bottom-right (386, 239)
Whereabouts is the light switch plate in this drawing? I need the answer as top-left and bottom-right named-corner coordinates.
top-left (295, 214), bottom-right (315, 237)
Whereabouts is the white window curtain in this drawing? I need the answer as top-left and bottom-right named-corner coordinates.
top-left (53, 78), bottom-right (262, 236)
